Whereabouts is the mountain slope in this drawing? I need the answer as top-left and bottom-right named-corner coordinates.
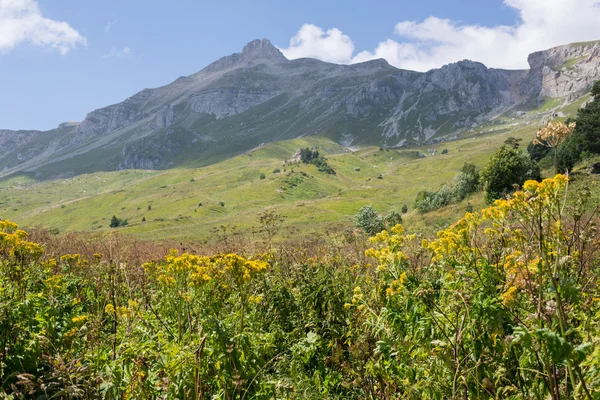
top-left (2, 39), bottom-right (600, 179)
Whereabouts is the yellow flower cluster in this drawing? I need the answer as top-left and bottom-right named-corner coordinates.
top-left (386, 272), bottom-right (407, 297)
top-left (72, 315), bottom-right (89, 323)
top-left (364, 175), bottom-right (570, 310)
top-left (365, 225), bottom-right (412, 271)
top-left (0, 219), bottom-right (43, 261)
top-left (60, 253), bottom-right (88, 268)
top-left (426, 175), bottom-right (568, 262)
top-left (147, 250), bottom-right (269, 289)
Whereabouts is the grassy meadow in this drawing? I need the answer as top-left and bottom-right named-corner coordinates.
top-left (2, 100), bottom-right (577, 243)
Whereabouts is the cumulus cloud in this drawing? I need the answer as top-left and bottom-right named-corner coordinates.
top-left (0, 0), bottom-right (86, 54)
top-left (102, 46), bottom-right (131, 59)
top-left (279, 24), bottom-right (354, 63)
top-left (280, 0), bottom-right (600, 71)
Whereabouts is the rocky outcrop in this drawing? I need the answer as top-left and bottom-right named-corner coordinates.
top-left (523, 41), bottom-right (600, 101)
top-left (2, 39), bottom-right (600, 178)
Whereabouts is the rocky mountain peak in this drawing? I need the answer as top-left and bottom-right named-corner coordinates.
top-left (240, 38), bottom-right (287, 62)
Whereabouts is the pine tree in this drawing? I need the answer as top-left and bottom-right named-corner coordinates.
top-left (575, 81), bottom-right (600, 153)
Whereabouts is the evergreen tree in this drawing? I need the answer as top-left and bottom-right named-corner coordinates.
top-left (574, 81), bottom-right (600, 153)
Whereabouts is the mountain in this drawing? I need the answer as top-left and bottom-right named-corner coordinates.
top-left (2, 39), bottom-right (600, 179)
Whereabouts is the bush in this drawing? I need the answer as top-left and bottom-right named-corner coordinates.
top-left (415, 163), bottom-right (480, 213)
top-left (272, 168), bottom-right (280, 174)
top-left (401, 204), bottom-right (408, 214)
top-left (259, 173), bottom-right (266, 180)
top-left (219, 201), bottom-right (225, 207)
top-left (109, 215), bottom-right (127, 228)
top-left (480, 145), bottom-right (541, 203)
top-left (384, 211), bottom-right (402, 227)
top-left (354, 205), bottom-right (385, 235)
top-left (441, 148), bottom-right (448, 154)
top-left (298, 148), bottom-right (336, 174)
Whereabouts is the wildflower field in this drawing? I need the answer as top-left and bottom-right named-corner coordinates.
top-left (1, 174), bottom-right (599, 399)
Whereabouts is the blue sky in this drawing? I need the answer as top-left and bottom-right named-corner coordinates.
top-left (1, 0), bottom-right (600, 131)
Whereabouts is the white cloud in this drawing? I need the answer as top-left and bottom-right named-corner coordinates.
top-left (280, 0), bottom-right (600, 71)
top-left (105, 19), bottom-right (117, 33)
top-left (0, 0), bottom-right (86, 54)
top-left (102, 46), bottom-right (131, 59)
top-left (279, 24), bottom-right (354, 64)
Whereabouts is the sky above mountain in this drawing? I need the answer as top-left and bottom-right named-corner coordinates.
top-left (1, 0), bottom-right (600, 131)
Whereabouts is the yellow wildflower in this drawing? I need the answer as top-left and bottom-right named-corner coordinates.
top-left (72, 315), bottom-right (89, 323)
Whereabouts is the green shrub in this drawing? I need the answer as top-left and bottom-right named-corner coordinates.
top-left (481, 145), bottom-right (541, 203)
top-left (415, 163), bottom-right (480, 213)
top-left (109, 215), bottom-right (127, 228)
top-left (384, 211), bottom-right (402, 227)
top-left (259, 173), bottom-right (266, 180)
top-left (354, 205), bottom-right (385, 235)
top-left (272, 168), bottom-right (280, 174)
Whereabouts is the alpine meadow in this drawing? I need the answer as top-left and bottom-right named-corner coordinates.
top-left (2, 1), bottom-right (600, 398)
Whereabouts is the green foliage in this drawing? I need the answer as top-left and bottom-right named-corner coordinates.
top-left (441, 148), bottom-right (448, 154)
top-left (549, 81), bottom-right (600, 171)
top-left (109, 215), bottom-right (127, 228)
top-left (384, 210), bottom-right (402, 227)
top-left (219, 201), bottom-right (225, 207)
top-left (557, 130), bottom-right (588, 172)
top-left (481, 145), bottom-right (541, 203)
top-left (272, 168), bottom-right (280, 174)
top-left (354, 205), bottom-right (385, 235)
top-left (527, 140), bottom-right (551, 162)
top-left (504, 136), bottom-right (522, 149)
top-left (259, 173), bottom-right (266, 180)
top-left (401, 204), bottom-right (408, 214)
top-left (575, 81), bottom-right (600, 153)
top-left (298, 147), bottom-right (336, 175)
top-left (415, 163), bottom-right (480, 213)
top-left (2, 176), bottom-right (600, 399)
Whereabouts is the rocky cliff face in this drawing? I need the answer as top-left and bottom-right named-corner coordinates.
top-left (2, 39), bottom-right (600, 179)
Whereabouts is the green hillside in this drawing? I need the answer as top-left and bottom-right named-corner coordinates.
top-left (0, 121), bottom-right (536, 241)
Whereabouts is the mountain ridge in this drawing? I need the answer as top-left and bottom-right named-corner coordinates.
top-left (2, 39), bottom-right (600, 179)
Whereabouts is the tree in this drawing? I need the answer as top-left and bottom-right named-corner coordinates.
top-left (110, 215), bottom-right (120, 228)
top-left (527, 141), bottom-right (551, 162)
top-left (480, 145), bottom-right (541, 203)
top-left (534, 120), bottom-right (576, 173)
top-left (453, 163), bottom-right (480, 199)
top-left (354, 205), bottom-right (385, 236)
top-left (573, 80), bottom-right (600, 153)
top-left (504, 137), bottom-right (522, 149)
top-left (557, 130), bottom-right (587, 172)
